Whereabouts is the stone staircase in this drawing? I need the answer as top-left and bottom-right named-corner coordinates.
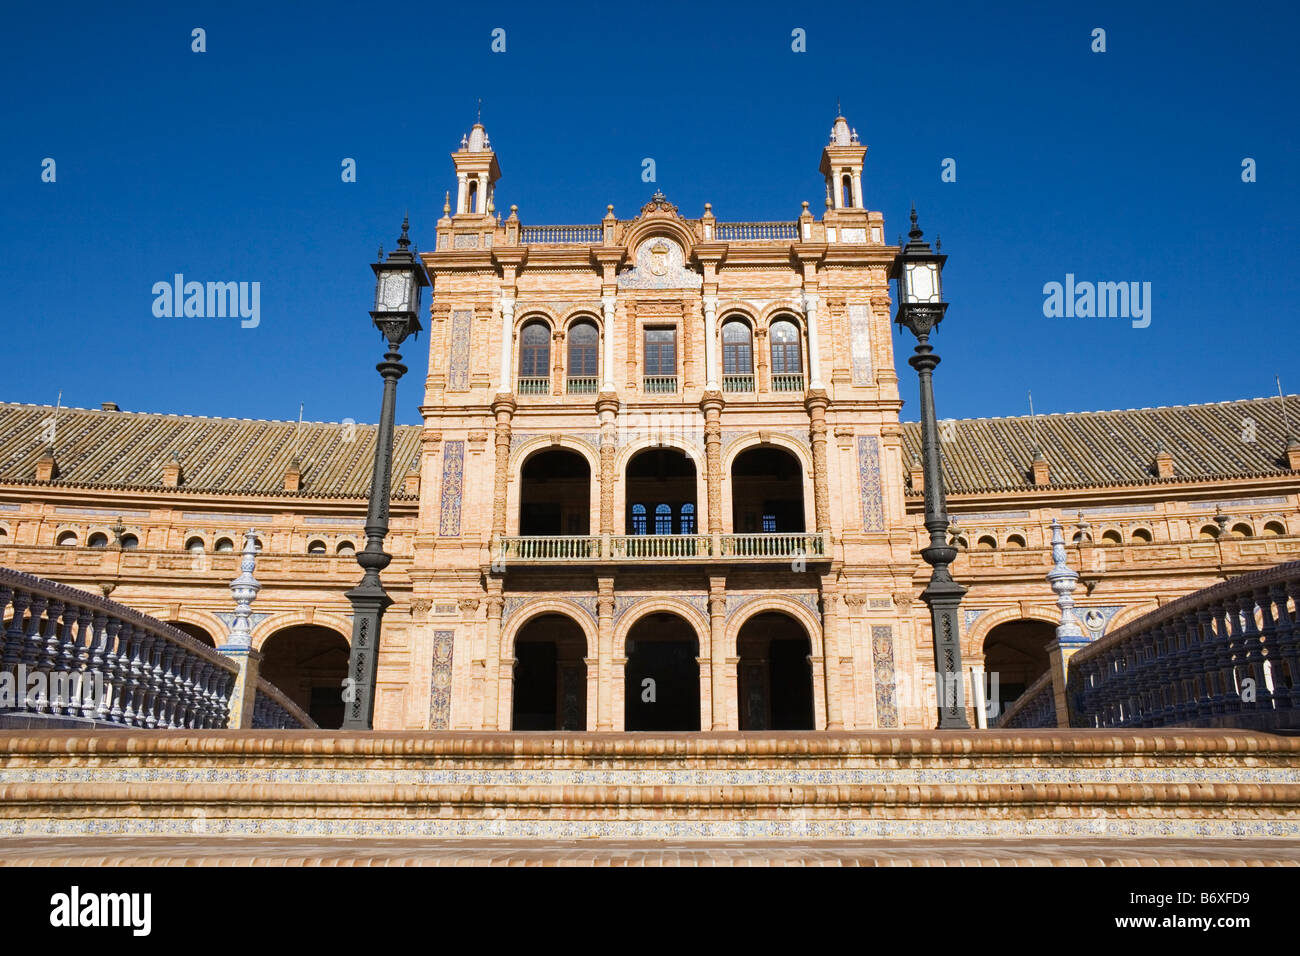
top-left (2, 730), bottom-right (1299, 861)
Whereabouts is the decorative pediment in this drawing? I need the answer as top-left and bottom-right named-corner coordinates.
top-left (617, 236), bottom-right (702, 290)
top-left (639, 190), bottom-right (679, 218)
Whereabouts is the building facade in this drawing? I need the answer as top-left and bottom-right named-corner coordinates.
top-left (1, 115), bottom-right (1298, 731)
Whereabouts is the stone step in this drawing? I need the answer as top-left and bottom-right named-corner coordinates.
top-left (2, 730), bottom-right (1298, 842)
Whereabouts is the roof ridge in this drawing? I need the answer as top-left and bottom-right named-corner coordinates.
top-left (898, 394), bottom-right (1296, 426)
top-left (0, 401), bottom-right (417, 429)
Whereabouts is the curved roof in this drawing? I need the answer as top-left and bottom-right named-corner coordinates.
top-left (0, 403), bottom-right (421, 500)
top-left (900, 395), bottom-right (1300, 494)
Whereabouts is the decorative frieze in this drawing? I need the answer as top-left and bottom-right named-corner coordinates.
top-left (871, 624), bottom-right (898, 728)
top-left (438, 441), bottom-right (465, 537)
top-left (856, 436), bottom-right (885, 531)
top-left (428, 630), bottom-right (455, 729)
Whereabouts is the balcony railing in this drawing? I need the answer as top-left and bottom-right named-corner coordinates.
top-left (643, 376), bottom-right (677, 394)
top-left (495, 532), bottom-right (830, 565)
top-left (520, 224), bottom-right (603, 244)
top-left (567, 376), bottom-right (599, 394)
top-left (771, 373), bottom-right (805, 392)
top-left (517, 377), bottom-right (550, 395)
top-left (996, 671), bottom-right (1056, 729)
top-left (715, 222), bottom-right (799, 241)
top-left (723, 374), bottom-right (755, 392)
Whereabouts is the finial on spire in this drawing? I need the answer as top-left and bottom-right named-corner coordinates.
top-left (908, 205), bottom-right (924, 242)
top-left (397, 213), bottom-right (411, 250)
top-left (477, 97), bottom-right (482, 124)
top-left (443, 191), bottom-right (451, 215)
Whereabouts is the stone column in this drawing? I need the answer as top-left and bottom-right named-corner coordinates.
top-left (498, 295), bottom-right (515, 392)
top-left (597, 394), bottom-right (619, 543)
top-left (802, 292), bottom-right (824, 389)
top-left (491, 395), bottom-right (515, 539)
top-left (483, 583), bottom-right (503, 729)
top-left (709, 576), bottom-right (728, 729)
top-left (703, 294), bottom-right (720, 390)
top-left (821, 583), bottom-right (843, 729)
top-left (218, 529), bottom-right (262, 729)
top-left (701, 393), bottom-right (724, 536)
top-left (806, 392), bottom-right (831, 533)
top-left (456, 173), bottom-right (467, 215)
top-left (601, 295), bottom-right (617, 392)
top-left (597, 576), bottom-right (615, 730)
top-left (551, 328), bottom-right (566, 395)
top-left (754, 326), bottom-right (769, 392)
top-left (852, 170), bottom-right (864, 208)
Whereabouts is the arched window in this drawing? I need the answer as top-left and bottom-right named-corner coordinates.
top-left (567, 321), bottom-right (598, 386)
top-left (467, 180), bottom-right (478, 214)
top-left (1198, 525), bottom-right (1220, 540)
top-left (89, 533), bottom-right (110, 549)
top-left (631, 504), bottom-right (647, 536)
top-left (769, 319), bottom-right (802, 377)
top-left (654, 503), bottom-right (673, 535)
top-left (56, 531), bottom-right (78, 547)
top-left (1005, 533), bottom-right (1026, 549)
top-left (679, 503), bottom-right (696, 535)
top-left (253, 536), bottom-right (263, 552)
top-left (1071, 531), bottom-right (1092, 544)
top-left (307, 539), bottom-right (327, 554)
top-left (336, 540), bottom-right (356, 556)
top-left (976, 535), bottom-right (997, 550)
top-left (1264, 521), bottom-right (1287, 536)
top-left (1231, 522), bottom-right (1253, 538)
top-left (722, 320), bottom-right (753, 376)
top-left (1100, 530), bottom-right (1122, 545)
top-left (120, 534), bottom-right (139, 550)
top-left (1130, 527), bottom-right (1153, 543)
top-left (519, 321), bottom-right (551, 388)
top-left (184, 536), bottom-right (204, 552)
top-left (214, 537), bottom-right (235, 552)
top-left (841, 174), bottom-right (854, 208)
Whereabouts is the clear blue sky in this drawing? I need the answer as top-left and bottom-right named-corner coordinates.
top-left (2, 1), bottom-right (1295, 427)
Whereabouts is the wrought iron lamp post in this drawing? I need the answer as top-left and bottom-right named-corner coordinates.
top-left (890, 207), bottom-right (970, 729)
top-left (343, 216), bottom-right (428, 729)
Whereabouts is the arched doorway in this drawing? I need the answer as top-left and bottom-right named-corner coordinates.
top-left (730, 445), bottom-right (805, 533)
top-left (258, 625), bottom-right (350, 729)
top-left (625, 612), bottom-right (699, 731)
top-left (982, 620), bottom-right (1054, 716)
top-left (736, 612), bottom-right (814, 730)
top-left (520, 449), bottom-right (590, 535)
top-left (169, 621), bottom-right (216, 648)
top-left (625, 447), bottom-right (697, 535)
top-left (512, 613), bottom-right (587, 730)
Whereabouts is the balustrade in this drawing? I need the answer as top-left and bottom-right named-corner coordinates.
top-left (520, 224), bottom-right (603, 244)
top-left (714, 222), bottom-right (799, 241)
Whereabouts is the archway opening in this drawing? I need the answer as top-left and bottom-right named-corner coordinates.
top-left (736, 612), bottom-right (814, 730)
top-left (625, 612), bottom-right (699, 731)
top-left (982, 619), bottom-right (1055, 716)
top-left (730, 445), bottom-right (805, 533)
top-left (520, 449), bottom-right (591, 535)
top-left (512, 613), bottom-right (587, 731)
top-left (169, 621), bottom-right (216, 649)
top-left (258, 624), bottom-right (350, 729)
top-left (626, 447), bottom-right (697, 535)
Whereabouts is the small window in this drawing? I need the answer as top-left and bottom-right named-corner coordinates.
top-left (1130, 528), bottom-right (1153, 543)
top-left (679, 503), bottom-right (696, 535)
top-left (1005, 534), bottom-right (1026, 549)
top-left (1071, 531), bottom-right (1092, 544)
top-left (336, 540), bottom-right (356, 556)
top-left (654, 503), bottom-right (673, 535)
top-left (841, 174), bottom-right (854, 208)
top-left (770, 319), bottom-right (802, 374)
top-left (89, 533), bottom-right (110, 549)
top-left (519, 321), bottom-right (551, 378)
top-left (631, 504), bottom-right (647, 536)
top-left (953, 535), bottom-right (969, 550)
top-left (184, 536), bottom-right (204, 552)
top-left (976, 535), bottom-right (997, 550)
top-left (56, 531), bottom-right (78, 547)
top-left (1198, 525), bottom-right (1220, 541)
top-left (307, 539), bottom-right (327, 555)
top-left (643, 327), bottom-right (677, 377)
top-left (1231, 523), bottom-right (1253, 538)
top-left (120, 534), bottom-right (139, 550)
top-left (1263, 521), bottom-right (1286, 536)
top-left (253, 536), bottom-right (264, 552)
top-left (1100, 530), bottom-right (1122, 546)
top-left (722, 320), bottom-right (753, 375)
top-left (567, 321), bottom-right (598, 378)
top-left (214, 537), bottom-right (235, 552)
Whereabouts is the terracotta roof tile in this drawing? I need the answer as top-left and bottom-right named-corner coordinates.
top-left (0, 403), bottom-right (421, 500)
top-left (901, 395), bottom-right (1300, 494)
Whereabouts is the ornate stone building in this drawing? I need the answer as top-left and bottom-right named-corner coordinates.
top-left (1, 115), bottom-right (1298, 731)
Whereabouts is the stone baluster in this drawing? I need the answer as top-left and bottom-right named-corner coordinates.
top-left (1, 586), bottom-right (28, 677)
top-left (1197, 607), bottom-right (1225, 717)
top-left (1209, 601), bottom-right (1238, 715)
top-left (19, 595), bottom-right (50, 688)
top-left (80, 610), bottom-right (108, 720)
top-left (123, 627), bottom-right (150, 727)
top-left (156, 643), bottom-right (177, 728)
top-left (1272, 581), bottom-right (1300, 712)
